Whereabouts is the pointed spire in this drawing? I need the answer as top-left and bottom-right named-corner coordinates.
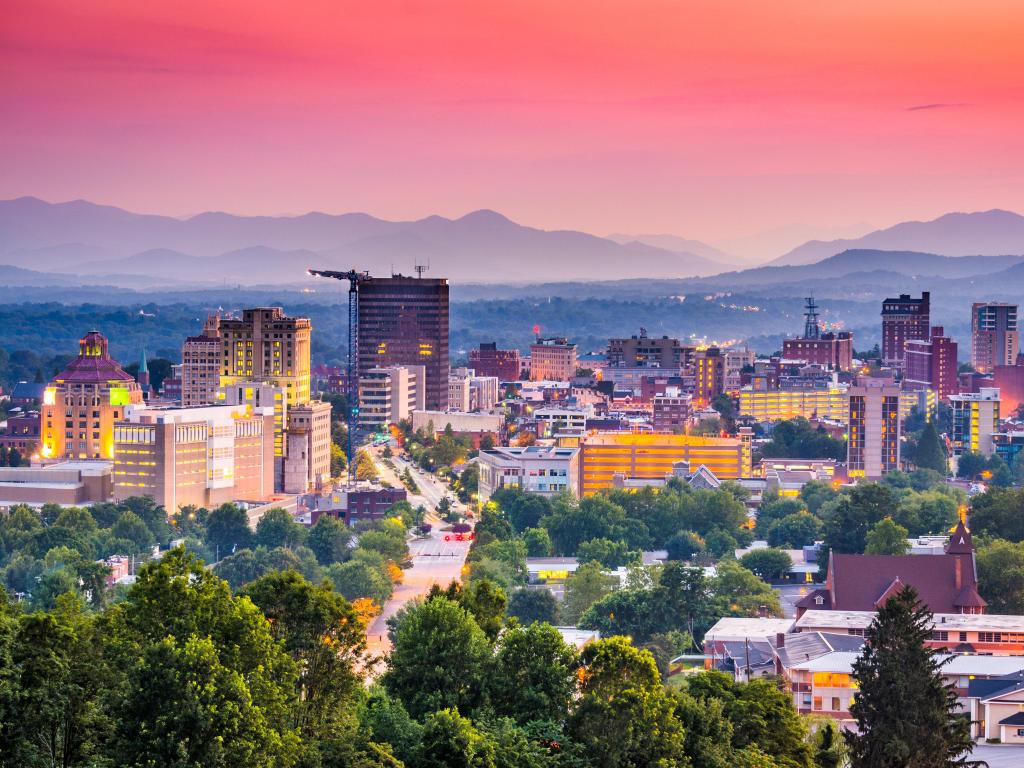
top-left (946, 519), bottom-right (974, 555)
top-left (139, 348), bottom-right (149, 373)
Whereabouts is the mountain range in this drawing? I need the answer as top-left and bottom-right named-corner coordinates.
top-left (0, 197), bottom-right (731, 284)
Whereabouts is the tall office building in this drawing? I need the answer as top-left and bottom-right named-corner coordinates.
top-left (847, 379), bottom-right (901, 479)
top-left (529, 337), bottom-right (578, 381)
top-left (693, 347), bottom-right (726, 405)
top-left (219, 308), bottom-right (312, 407)
top-left (358, 275), bottom-right (449, 410)
top-left (881, 292), bottom-right (930, 370)
top-left (469, 342), bottom-right (521, 381)
top-left (358, 365), bottom-right (426, 431)
top-left (950, 388), bottom-right (1001, 457)
top-left (608, 330), bottom-right (687, 370)
top-left (40, 331), bottom-right (145, 460)
top-left (972, 303), bottom-right (1019, 373)
top-left (904, 326), bottom-right (959, 401)
top-left (181, 314), bottom-right (221, 406)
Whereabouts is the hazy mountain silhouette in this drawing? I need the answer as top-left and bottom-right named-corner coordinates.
top-left (0, 197), bottom-right (732, 283)
top-left (606, 233), bottom-right (734, 263)
top-left (770, 210), bottom-right (1024, 265)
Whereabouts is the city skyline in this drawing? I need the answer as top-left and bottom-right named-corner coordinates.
top-left (4, 1), bottom-right (1024, 257)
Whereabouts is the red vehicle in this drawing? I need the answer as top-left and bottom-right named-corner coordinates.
top-left (444, 531), bottom-right (475, 542)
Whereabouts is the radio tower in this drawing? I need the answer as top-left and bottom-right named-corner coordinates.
top-left (803, 296), bottom-right (821, 339)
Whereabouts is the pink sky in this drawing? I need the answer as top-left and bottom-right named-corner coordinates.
top-left (3, 0), bottom-right (1024, 255)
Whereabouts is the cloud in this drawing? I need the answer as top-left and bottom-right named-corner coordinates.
top-left (907, 103), bottom-right (971, 111)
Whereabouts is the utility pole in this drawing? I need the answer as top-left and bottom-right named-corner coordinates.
top-left (307, 269), bottom-right (370, 482)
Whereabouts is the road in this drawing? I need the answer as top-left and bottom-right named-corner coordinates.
top-left (969, 744), bottom-right (1021, 766)
top-left (363, 447), bottom-right (472, 670)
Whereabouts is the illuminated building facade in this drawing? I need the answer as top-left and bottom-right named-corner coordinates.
top-left (694, 347), bottom-right (726, 405)
top-left (971, 302), bottom-right (1019, 373)
top-left (608, 330), bottom-right (687, 370)
top-left (950, 388), bottom-right (1001, 456)
top-left (578, 432), bottom-right (750, 495)
top-left (40, 331), bottom-right (144, 460)
top-left (847, 380), bottom-right (900, 478)
top-left (219, 307), bottom-right (311, 408)
top-left (738, 387), bottom-right (849, 423)
top-left (881, 292), bottom-right (930, 370)
top-left (358, 365), bottom-right (426, 431)
top-left (112, 404), bottom-right (274, 512)
top-left (529, 337), bottom-right (578, 381)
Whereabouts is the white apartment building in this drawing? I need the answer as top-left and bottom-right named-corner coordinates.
top-left (477, 445), bottom-right (580, 501)
top-left (359, 365), bottom-right (426, 431)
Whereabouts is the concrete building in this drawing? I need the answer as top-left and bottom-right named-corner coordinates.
top-left (608, 330), bottom-right (687, 370)
top-left (411, 410), bottom-right (503, 441)
top-left (950, 387), bottom-right (1001, 456)
top-left (448, 368), bottom-right (500, 412)
top-left (0, 461), bottom-right (112, 508)
top-left (218, 381), bottom-right (287, 457)
top-left (578, 432), bottom-right (750, 495)
top-left (448, 372), bottom-right (471, 412)
top-left (112, 404), bottom-right (275, 512)
top-left (652, 391), bottom-right (692, 432)
top-left (40, 331), bottom-right (145, 461)
top-left (181, 314), bottom-right (221, 406)
top-left (219, 307), bottom-right (312, 408)
top-left (738, 386), bottom-right (849, 424)
top-left (994, 362), bottom-right (1024, 416)
top-left (881, 292), bottom-right (930, 370)
top-left (358, 275), bottom-right (450, 410)
top-left (529, 337), bottom-right (578, 381)
top-left (359, 365), bottom-right (425, 431)
top-left (477, 445), bottom-right (580, 501)
top-left (469, 342), bottom-right (521, 382)
top-left (0, 410), bottom-right (40, 452)
top-left (308, 483), bottom-right (408, 526)
top-left (534, 406), bottom-right (589, 436)
top-left (972, 302), bottom-right (1019, 373)
top-left (282, 401), bottom-right (332, 493)
top-left (904, 326), bottom-right (959, 401)
top-left (724, 348), bottom-right (757, 388)
top-left (847, 379), bottom-right (901, 478)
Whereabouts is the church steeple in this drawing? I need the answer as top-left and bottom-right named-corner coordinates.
top-left (946, 519), bottom-right (974, 555)
top-left (137, 348), bottom-right (151, 398)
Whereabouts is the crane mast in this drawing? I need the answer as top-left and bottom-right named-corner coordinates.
top-left (307, 269), bottom-right (369, 482)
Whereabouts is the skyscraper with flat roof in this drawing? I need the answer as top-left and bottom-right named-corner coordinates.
top-left (971, 302), bottom-right (1018, 373)
top-left (219, 307), bottom-right (311, 407)
top-left (881, 292), bottom-right (930, 370)
top-left (357, 275), bottom-right (450, 411)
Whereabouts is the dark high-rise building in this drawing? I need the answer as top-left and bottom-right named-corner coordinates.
top-left (469, 342), bottom-right (520, 381)
top-left (358, 275), bottom-right (450, 411)
top-left (781, 298), bottom-right (853, 371)
top-left (971, 302), bottom-right (1019, 373)
top-left (608, 329), bottom-right (689, 371)
top-left (881, 292), bottom-right (930, 370)
top-left (693, 347), bottom-right (725, 405)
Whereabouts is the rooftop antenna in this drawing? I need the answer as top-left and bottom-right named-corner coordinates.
top-left (414, 260), bottom-right (430, 279)
top-left (803, 296), bottom-right (821, 339)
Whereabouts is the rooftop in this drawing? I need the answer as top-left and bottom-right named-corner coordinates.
top-left (704, 617), bottom-right (795, 641)
top-left (797, 610), bottom-right (1024, 633)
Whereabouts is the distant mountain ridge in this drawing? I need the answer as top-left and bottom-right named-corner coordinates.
top-left (770, 209), bottom-right (1024, 266)
top-left (0, 197), bottom-right (732, 283)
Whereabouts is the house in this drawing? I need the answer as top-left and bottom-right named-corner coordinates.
top-left (968, 670), bottom-right (1024, 743)
top-left (795, 521), bottom-right (985, 617)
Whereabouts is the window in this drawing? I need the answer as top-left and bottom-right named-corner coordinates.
top-left (832, 697), bottom-right (840, 712)
top-left (812, 697), bottom-right (822, 711)
top-left (932, 631), bottom-right (949, 641)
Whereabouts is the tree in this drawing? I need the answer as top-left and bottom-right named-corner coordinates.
top-left (846, 586), bottom-right (977, 768)
top-left (205, 503), bottom-right (253, 558)
top-left (812, 720), bottom-right (846, 768)
top-left (760, 418), bottom-right (845, 461)
top-left (712, 559), bottom-right (782, 618)
top-left (458, 578), bottom-right (508, 641)
top-left (956, 451), bottom-right (987, 480)
top-left (307, 514), bottom-right (352, 565)
top-left (766, 513), bottom-right (821, 549)
top-left (490, 621), bottom-right (578, 724)
top-left (665, 530), bottom-right (704, 561)
top-left (326, 559), bottom-right (393, 606)
top-left (976, 539), bottom-right (1024, 614)
top-left (356, 450), bottom-right (379, 481)
top-left (821, 483), bottom-right (898, 554)
top-left (755, 495), bottom-right (807, 535)
top-left (255, 507), bottom-right (307, 550)
top-left (915, 421), bottom-right (948, 475)
top-left (863, 517), bottom-right (909, 556)
top-left (330, 443), bottom-right (346, 478)
top-left (970, 487), bottom-right (1024, 541)
top-left (738, 549), bottom-right (793, 582)
top-left (577, 537), bottom-right (636, 569)
top-left (417, 708), bottom-right (496, 768)
top-left (522, 527), bottom-right (552, 557)
top-left (382, 597), bottom-right (492, 719)
top-left (111, 510), bottom-right (156, 554)
top-left (506, 588), bottom-right (559, 626)
top-left (561, 560), bottom-right (617, 625)
top-left (569, 637), bottom-right (685, 768)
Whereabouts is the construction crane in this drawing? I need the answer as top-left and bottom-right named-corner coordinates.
top-left (307, 268), bottom-right (370, 481)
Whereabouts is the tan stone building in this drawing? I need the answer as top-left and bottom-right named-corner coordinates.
top-left (282, 401), bottom-right (332, 493)
top-left (112, 404), bottom-right (274, 512)
top-left (41, 331), bottom-right (144, 461)
top-left (181, 314), bottom-right (221, 407)
top-left (529, 337), bottom-right (578, 381)
top-left (219, 307), bottom-right (311, 408)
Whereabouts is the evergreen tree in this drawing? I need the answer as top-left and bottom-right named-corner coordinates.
top-left (915, 421), bottom-right (948, 475)
top-left (846, 586), bottom-right (979, 767)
